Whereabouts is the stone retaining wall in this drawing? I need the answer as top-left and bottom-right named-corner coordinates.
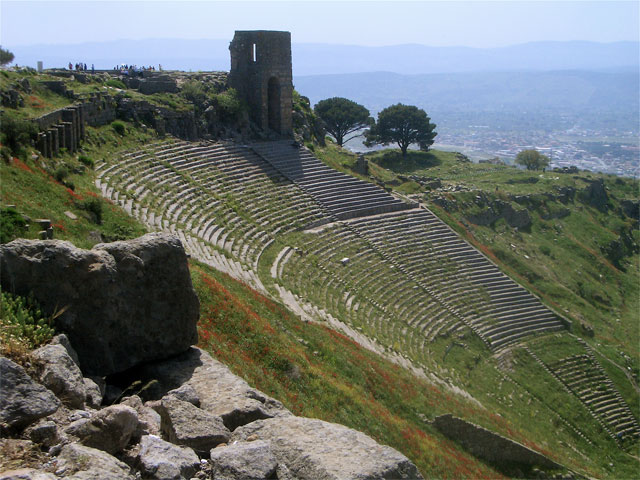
top-left (432, 414), bottom-right (561, 470)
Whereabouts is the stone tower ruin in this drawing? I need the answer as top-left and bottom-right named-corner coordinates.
top-left (229, 30), bottom-right (293, 137)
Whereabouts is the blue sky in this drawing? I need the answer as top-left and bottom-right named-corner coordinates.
top-left (2, 1), bottom-right (638, 48)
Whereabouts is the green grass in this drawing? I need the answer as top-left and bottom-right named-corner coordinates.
top-left (0, 123), bottom-right (150, 248)
top-left (2, 69), bottom-right (638, 478)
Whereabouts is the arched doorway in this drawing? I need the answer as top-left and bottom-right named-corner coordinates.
top-left (268, 76), bottom-right (281, 133)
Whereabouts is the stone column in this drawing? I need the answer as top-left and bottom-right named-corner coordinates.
top-left (48, 128), bottom-right (59, 156)
top-left (56, 125), bottom-right (66, 151)
top-left (37, 132), bottom-right (48, 158)
top-left (62, 122), bottom-right (75, 153)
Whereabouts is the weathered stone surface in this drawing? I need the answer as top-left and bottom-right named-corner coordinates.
top-left (231, 416), bottom-right (423, 480)
top-left (136, 434), bottom-right (199, 480)
top-left (580, 178), bottom-right (609, 212)
top-left (166, 383), bottom-right (200, 406)
top-left (120, 395), bottom-right (161, 437)
top-left (55, 443), bottom-right (134, 479)
top-left (136, 347), bottom-right (291, 431)
top-left (432, 414), bottom-right (562, 470)
top-left (0, 469), bottom-right (56, 480)
top-left (83, 377), bottom-right (103, 409)
top-left (0, 357), bottom-right (60, 431)
top-left (67, 404), bottom-right (138, 454)
top-left (158, 396), bottom-right (230, 454)
top-left (0, 233), bottom-right (199, 375)
top-left (209, 440), bottom-right (278, 480)
top-left (26, 419), bottom-right (59, 447)
top-left (31, 344), bottom-right (86, 408)
top-left (50, 334), bottom-right (80, 367)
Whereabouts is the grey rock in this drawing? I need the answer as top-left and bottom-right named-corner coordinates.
top-left (166, 384), bottom-right (200, 406)
top-left (209, 440), bottom-right (277, 480)
top-left (55, 443), bottom-right (134, 480)
top-left (0, 233), bottom-right (199, 376)
top-left (136, 348), bottom-right (291, 431)
top-left (121, 395), bottom-right (161, 437)
top-left (0, 469), bottom-right (56, 480)
top-left (580, 178), bottom-right (609, 212)
top-left (136, 434), bottom-right (199, 480)
top-left (158, 396), bottom-right (230, 454)
top-left (231, 416), bottom-right (423, 480)
top-left (68, 404), bottom-right (138, 454)
top-left (26, 420), bottom-right (59, 447)
top-left (0, 357), bottom-right (60, 431)
top-left (83, 377), bottom-right (103, 409)
top-left (32, 344), bottom-right (86, 409)
top-left (50, 333), bottom-right (80, 367)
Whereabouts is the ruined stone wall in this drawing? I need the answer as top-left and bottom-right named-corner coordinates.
top-left (432, 414), bottom-right (561, 470)
top-left (34, 93), bottom-right (117, 158)
top-left (229, 30), bottom-right (293, 136)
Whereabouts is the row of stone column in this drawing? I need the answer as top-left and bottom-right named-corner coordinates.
top-left (36, 104), bottom-right (86, 158)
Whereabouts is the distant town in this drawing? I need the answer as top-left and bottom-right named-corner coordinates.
top-left (434, 127), bottom-right (639, 178)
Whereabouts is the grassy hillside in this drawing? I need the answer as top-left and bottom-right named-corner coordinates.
top-left (2, 71), bottom-right (639, 478)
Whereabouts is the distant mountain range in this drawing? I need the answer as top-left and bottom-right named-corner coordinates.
top-left (294, 69), bottom-right (639, 116)
top-left (9, 39), bottom-right (639, 76)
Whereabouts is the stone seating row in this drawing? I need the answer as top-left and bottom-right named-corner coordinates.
top-left (96, 141), bottom-right (327, 278)
top-left (549, 354), bottom-right (640, 441)
top-left (347, 209), bottom-right (566, 349)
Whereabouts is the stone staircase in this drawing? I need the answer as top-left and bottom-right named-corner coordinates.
top-left (250, 141), bottom-right (416, 221)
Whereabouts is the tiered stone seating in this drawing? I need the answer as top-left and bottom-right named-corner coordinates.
top-left (547, 353), bottom-right (640, 443)
top-left (347, 208), bottom-right (567, 349)
top-left (95, 140), bottom-right (326, 289)
top-left (250, 141), bottom-right (416, 220)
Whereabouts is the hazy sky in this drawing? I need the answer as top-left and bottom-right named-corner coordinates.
top-left (2, 0), bottom-right (638, 48)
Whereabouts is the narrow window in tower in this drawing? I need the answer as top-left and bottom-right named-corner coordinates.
top-left (252, 43), bottom-right (257, 62)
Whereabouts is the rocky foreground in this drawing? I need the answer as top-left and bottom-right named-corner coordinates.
top-left (0, 233), bottom-right (422, 480)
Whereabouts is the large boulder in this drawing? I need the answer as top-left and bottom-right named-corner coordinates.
top-left (209, 440), bottom-right (278, 480)
top-left (0, 357), bottom-right (60, 432)
top-left (135, 347), bottom-right (291, 431)
top-left (65, 404), bottom-right (138, 454)
top-left (231, 416), bottom-right (423, 480)
top-left (136, 435), bottom-right (200, 480)
top-left (0, 233), bottom-right (199, 375)
top-left (158, 396), bottom-right (230, 455)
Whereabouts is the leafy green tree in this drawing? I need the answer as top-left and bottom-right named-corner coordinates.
top-left (365, 104), bottom-right (436, 156)
top-left (0, 46), bottom-right (14, 67)
top-left (314, 97), bottom-right (372, 146)
top-left (515, 149), bottom-right (550, 171)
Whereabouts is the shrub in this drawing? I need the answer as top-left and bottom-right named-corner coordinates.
top-left (210, 88), bottom-right (246, 123)
top-left (79, 198), bottom-right (103, 224)
top-left (105, 78), bottom-right (126, 89)
top-left (0, 292), bottom-right (55, 350)
top-left (53, 165), bottom-right (69, 183)
top-left (78, 154), bottom-right (94, 168)
top-left (0, 115), bottom-right (38, 156)
top-left (181, 80), bottom-right (207, 104)
top-left (111, 121), bottom-right (126, 136)
top-left (0, 207), bottom-right (27, 243)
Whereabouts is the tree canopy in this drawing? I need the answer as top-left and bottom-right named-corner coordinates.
top-left (314, 97), bottom-right (372, 146)
top-left (515, 149), bottom-right (550, 171)
top-left (365, 104), bottom-right (436, 156)
top-left (0, 46), bottom-right (14, 67)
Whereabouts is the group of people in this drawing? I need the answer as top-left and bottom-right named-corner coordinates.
top-left (68, 62), bottom-right (94, 72)
top-left (114, 64), bottom-right (159, 72)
